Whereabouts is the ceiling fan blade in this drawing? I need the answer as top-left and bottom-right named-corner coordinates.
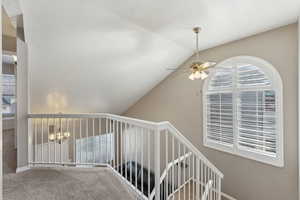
top-left (201, 61), bottom-right (217, 69)
top-left (200, 66), bottom-right (214, 72)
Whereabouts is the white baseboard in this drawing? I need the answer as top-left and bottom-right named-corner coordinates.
top-left (16, 165), bottom-right (31, 173)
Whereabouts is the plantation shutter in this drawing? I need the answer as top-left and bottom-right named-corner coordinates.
top-left (237, 65), bottom-right (276, 156)
top-left (237, 65), bottom-right (271, 87)
top-left (204, 57), bottom-right (283, 166)
top-left (206, 93), bottom-right (234, 145)
top-left (206, 67), bottom-right (234, 145)
top-left (206, 65), bottom-right (277, 155)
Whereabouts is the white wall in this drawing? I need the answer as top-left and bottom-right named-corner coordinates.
top-left (16, 36), bottom-right (29, 169)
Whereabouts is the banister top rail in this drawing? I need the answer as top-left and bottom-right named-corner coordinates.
top-left (28, 113), bottom-right (223, 177)
top-left (28, 113), bottom-right (158, 129)
top-left (28, 113), bottom-right (105, 118)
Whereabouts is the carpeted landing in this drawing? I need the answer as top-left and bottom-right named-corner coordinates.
top-left (4, 167), bottom-right (136, 200)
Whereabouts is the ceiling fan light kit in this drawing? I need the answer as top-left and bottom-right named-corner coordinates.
top-left (165, 27), bottom-right (216, 80)
top-left (188, 27), bottom-right (216, 80)
top-left (189, 70), bottom-right (208, 80)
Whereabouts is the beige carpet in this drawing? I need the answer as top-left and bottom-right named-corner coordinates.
top-left (4, 167), bottom-right (136, 200)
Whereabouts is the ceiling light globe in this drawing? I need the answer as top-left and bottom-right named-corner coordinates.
top-left (49, 134), bottom-right (56, 141)
top-left (194, 71), bottom-right (201, 79)
top-left (189, 73), bottom-right (195, 80)
top-left (200, 71), bottom-right (208, 80)
top-left (63, 132), bottom-right (70, 138)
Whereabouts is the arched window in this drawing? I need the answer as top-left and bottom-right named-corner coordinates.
top-left (203, 56), bottom-right (283, 167)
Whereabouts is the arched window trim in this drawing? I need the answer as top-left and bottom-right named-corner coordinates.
top-left (203, 56), bottom-right (284, 167)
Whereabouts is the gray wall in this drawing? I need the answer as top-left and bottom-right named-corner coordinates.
top-left (124, 24), bottom-right (298, 200)
top-left (2, 35), bottom-right (16, 52)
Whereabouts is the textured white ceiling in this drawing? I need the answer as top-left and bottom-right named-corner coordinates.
top-left (19, 0), bottom-right (300, 114)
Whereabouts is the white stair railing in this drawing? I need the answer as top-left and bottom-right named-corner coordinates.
top-left (28, 113), bottom-right (223, 200)
top-left (148, 152), bottom-right (193, 200)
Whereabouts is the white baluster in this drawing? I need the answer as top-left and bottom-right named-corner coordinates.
top-left (79, 118), bottom-right (82, 164)
top-left (172, 135), bottom-right (175, 200)
top-left (148, 128), bottom-right (151, 198)
top-left (135, 126), bottom-right (138, 189)
top-left (196, 159), bottom-right (200, 200)
top-left (106, 118), bottom-right (108, 165)
top-left (141, 127), bottom-right (144, 195)
top-left (188, 151), bottom-right (191, 200)
top-left (116, 120), bottom-right (119, 169)
top-left (73, 119), bottom-right (76, 164)
top-left (86, 119), bottom-right (88, 164)
top-left (125, 123), bottom-right (128, 181)
top-left (120, 121), bottom-right (122, 174)
top-left (178, 141), bottom-right (181, 199)
top-left (184, 146), bottom-right (186, 200)
top-left (98, 118), bottom-right (101, 165)
top-left (60, 118), bottom-right (62, 164)
top-left (47, 118), bottom-right (50, 164)
top-left (111, 118), bottom-right (114, 167)
top-left (41, 118), bottom-right (44, 163)
top-left (129, 124), bottom-right (132, 184)
top-left (165, 130), bottom-right (168, 200)
top-left (93, 118), bottom-right (95, 164)
top-left (154, 127), bottom-right (160, 200)
top-left (217, 177), bottom-right (221, 200)
top-left (34, 119), bottom-right (37, 163)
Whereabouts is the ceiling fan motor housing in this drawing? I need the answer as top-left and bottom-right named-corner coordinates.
top-left (191, 62), bottom-right (204, 71)
top-left (193, 27), bottom-right (201, 34)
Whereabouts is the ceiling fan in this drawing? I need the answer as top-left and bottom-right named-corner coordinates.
top-left (167, 27), bottom-right (216, 80)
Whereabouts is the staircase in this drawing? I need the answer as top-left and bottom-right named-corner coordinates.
top-left (27, 113), bottom-right (223, 200)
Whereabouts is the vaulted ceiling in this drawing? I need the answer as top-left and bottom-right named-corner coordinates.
top-left (14, 0), bottom-right (300, 114)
